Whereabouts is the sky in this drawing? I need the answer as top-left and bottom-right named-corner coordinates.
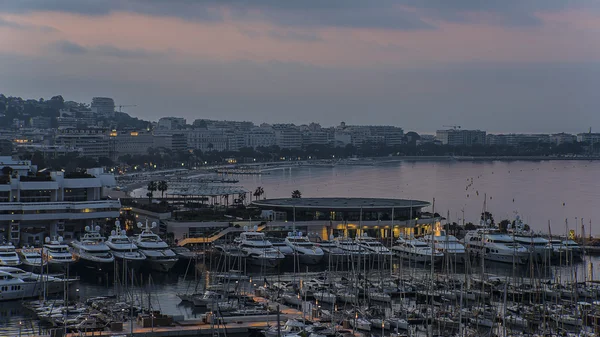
top-left (1, 1), bottom-right (600, 133)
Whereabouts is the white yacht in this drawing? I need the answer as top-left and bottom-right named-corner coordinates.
top-left (508, 216), bottom-right (553, 260)
top-left (105, 220), bottom-right (145, 270)
top-left (284, 231), bottom-right (324, 265)
top-left (270, 237), bottom-right (294, 256)
top-left (42, 237), bottom-right (75, 273)
top-left (0, 270), bottom-right (38, 301)
top-left (0, 242), bottom-right (21, 266)
top-left (70, 225), bottom-right (114, 272)
top-left (422, 229), bottom-right (467, 262)
top-left (464, 229), bottom-right (529, 264)
top-left (333, 237), bottom-right (369, 261)
top-left (391, 237), bottom-right (443, 263)
top-left (549, 238), bottom-right (583, 261)
top-left (0, 266), bottom-right (74, 296)
top-left (237, 230), bottom-right (285, 268)
top-left (18, 247), bottom-right (47, 271)
top-left (355, 233), bottom-right (393, 260)
top-left (133, 221), bottom-right (178, 272)
top-left (315, 236), bottom-right (348, 263)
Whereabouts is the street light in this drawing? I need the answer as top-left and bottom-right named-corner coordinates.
top-left (18, 321), bottom-right (22, 337)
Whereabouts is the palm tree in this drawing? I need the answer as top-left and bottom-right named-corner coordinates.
top-left (158, 180), bottom-right (168, 199)
top-left (291, 190), bottom-right (302, 198)
top-left (237, 192), bottom-right (246, 205)
top-left (222, 194), bottom-right (229, 207)
top-left (147, 180), bottom-right (158, 203)
top-left (253, 186), bottom-right (264, 200)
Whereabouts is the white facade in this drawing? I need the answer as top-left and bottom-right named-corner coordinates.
top-left (0, 157), bottom-right (120, 245)
top-left (245, 127), bottom-right (276, 149)
top-left (158, 117), bottom-right (186, 130)
top-left (55, 129), bottom-right (110, 159)
top-left (110, 130), bottom-right (154, 157)
top-left (550, 133), bottom-right (576, 145)
top-left (91, 97), bottom-right (115, 117)
top-left (577, 133), bottom-right (600, 144)
top-left (186, 128), bottom-right (229, 152)
top-left (273, 125), bottom-right (302, 149)
top-left (436, 129), bottom-right (486, 146)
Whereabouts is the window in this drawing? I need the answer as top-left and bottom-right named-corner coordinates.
top-left (64, 188), bottom-right (88, 202)
top-left (20, 190), bottom-right (52, 202)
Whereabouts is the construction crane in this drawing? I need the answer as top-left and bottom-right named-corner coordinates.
top-left (443, 125), bottom-right (461, 130)
top-left (116, 104), bottom-right (137, 113)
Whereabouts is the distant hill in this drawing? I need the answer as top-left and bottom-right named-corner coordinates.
top-left (0, 94), bottom-right (151, 130)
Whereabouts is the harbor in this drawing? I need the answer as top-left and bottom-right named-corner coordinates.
top-left (1, 159), bottom-right (600, 337)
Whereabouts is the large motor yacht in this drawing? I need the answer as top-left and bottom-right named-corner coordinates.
top-left (105, 220), bottom-right (146, 271)
top-left (508, 216), bottom-right (552, 260)
top-left (42, 237), bottom-right (75, 273)
top-left (0, 270), bottom-right (37, 301)
top-left (313, 235), bottom-right (348, 263)
top-left (18, 246), bottom-right (47, 271)
top-left (70, 225), bottom-right (114, 272)
top-left (238, 229), bottom-right (285, 268)
top-left (355, 233), bottom-right (393, 261)
top-left (422, 229), bottom-right (467, 262)
top-left (0, 242), bottom-right (21, 267)
top-left (391, 236), bottom-right (443, 263)
top-left (549, 238), bottom-right (583, 261)
top-left (284, 231), bottom-right (324, 265)
top-left (133, 221), bottom-right (178, 272)
top-left (464, 229), bottom-right (529, 265)
top-left (333, 237), bottom-right (370, 261)
top-left (269, 237), bottom-right (294, 257)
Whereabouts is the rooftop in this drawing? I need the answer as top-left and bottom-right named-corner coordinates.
top-left (252, 197), bottom-right (430, 210)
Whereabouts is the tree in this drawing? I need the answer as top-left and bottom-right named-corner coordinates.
top-left (158, 180), bottom-right (168, 199)
top-left (1, 166), bottom-right (13, 176)
top-left (253, 186), bottom-right (264, 200)
top-left (147, 181), bottom-right (158, 202)
top-left (291, 190), bottom-right (302, 198)
top-left (237, 192), bottom-right (246, 205)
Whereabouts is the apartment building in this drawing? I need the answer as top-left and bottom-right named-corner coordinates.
top-left (436, 129), bottom-right (486, 146)
top-left (55, 128), bottom-right (110, 159)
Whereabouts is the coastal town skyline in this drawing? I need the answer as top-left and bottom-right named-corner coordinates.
top-left (1, 2), bottom-right (600, 133)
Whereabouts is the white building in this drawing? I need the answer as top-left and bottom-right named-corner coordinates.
top-left (244, 127), bottom-right (276, 149)
top-left (0, 157), bottom-right (120, 245)
top-left (550, 133), bottom-right (576, 145)
top-left (91, 97), bottom-right (115, 117)
top-left (577, 133), bottom-right (600, 144)
top-left (158, 117), bottom-right (187, 130)
top-left (273, 125), bottom-right (302, 149)
top-left (55, 128), bottom-right (110, 159)
top-left (153, 130), bottom-right (188, 152)
top-left (109, 130), bottom-right (154, 157)
top-left (186, 128), bottom-right (229, 152)
top-left (436, 129), bottom-right (486, 146)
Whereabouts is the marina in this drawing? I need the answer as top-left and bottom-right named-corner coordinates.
top-left (1, 160), bottom-right (600, 336)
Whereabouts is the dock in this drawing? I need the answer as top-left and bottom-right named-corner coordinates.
top-left (39, 296), bottom-right (304, 337)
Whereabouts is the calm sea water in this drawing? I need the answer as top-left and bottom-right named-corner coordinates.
top-left (235, 160), bottom-right (600, 235)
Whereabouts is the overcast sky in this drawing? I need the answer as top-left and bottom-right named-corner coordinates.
top-left (1, 1), bottom-right (599, 133)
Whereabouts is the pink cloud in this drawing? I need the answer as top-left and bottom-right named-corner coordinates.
top-left (1, 9), bottom-right (599, 67)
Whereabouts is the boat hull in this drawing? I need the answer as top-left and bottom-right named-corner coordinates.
top-left (73, 256), bottom-right (114, 274)
top-left (47, 261), bottom-right (74, 274)
top-left (246, 257), bottom-right (283, 268)
top-left (296, 253), bottom-right (324, 265)
top-left (144, 258), bottom-right (178, 272)
top-left (113, 256), bottom-right (145, 272)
